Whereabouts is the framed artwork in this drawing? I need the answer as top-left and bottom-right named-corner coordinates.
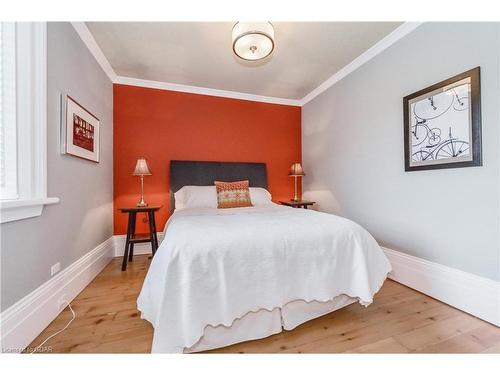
top-left (62, 95), bottom-right (100, 162)
top-left (403, 67), bottom-right (481, 172)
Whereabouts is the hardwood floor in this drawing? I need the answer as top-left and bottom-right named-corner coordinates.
top-left (28, 255), bottom-right (500, 354)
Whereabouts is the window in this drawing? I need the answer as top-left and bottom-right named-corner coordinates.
top-left (1, 23), bottom-right (17, 200)
top-left (0, 22), bottom-right (58, 223)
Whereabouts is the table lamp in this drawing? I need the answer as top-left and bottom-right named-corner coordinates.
top-left (133, 158), bottom-right (152, 207)
top-left (288, 162), bottom-right (305, 202)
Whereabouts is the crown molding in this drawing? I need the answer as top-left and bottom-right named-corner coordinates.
top-left (71, 22), bottom-right (117, 83)
top-left (299, 22), bottom-right (423, 106)
top-left (114, 76), bottom-right (301, 106)
top-left (70, 22), bottom-right (300, 106)
top-left (71, 22), bottom-right (422, 108)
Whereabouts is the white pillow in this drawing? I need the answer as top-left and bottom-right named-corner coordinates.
top-left (249, 187), bottom-right (273, 206)
top-left (174, 185), bottom-right (273, 209)
top-left (174, 186), bottom-right (217, 210)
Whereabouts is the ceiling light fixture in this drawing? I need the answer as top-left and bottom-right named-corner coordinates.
top-left (232, 22), bottom-right (275, 61)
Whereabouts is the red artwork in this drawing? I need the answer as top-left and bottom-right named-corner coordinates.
top-left (72, 114), bottom-right (94, 151)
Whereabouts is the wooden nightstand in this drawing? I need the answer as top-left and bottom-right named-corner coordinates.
top-left (279, 200), bottom-right (316, 209)
top-left (118, 206), bottom-right (162, 271)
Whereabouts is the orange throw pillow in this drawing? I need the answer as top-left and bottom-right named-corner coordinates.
top-left (214, 180), bottom-right (253, 209)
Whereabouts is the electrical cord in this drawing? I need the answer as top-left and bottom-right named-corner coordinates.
top-left (30, 301), bottom-right (76, 354)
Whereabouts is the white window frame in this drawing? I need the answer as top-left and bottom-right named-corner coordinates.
top-left (0, 22), bottom-right (59, 223)
top-left (1, 22), bottom-right (18, 201)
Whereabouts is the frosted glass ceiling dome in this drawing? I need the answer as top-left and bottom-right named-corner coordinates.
top-left (232, 22), bottom-right (275, 61)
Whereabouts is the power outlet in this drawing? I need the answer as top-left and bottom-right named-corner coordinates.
top-left (58, 295), bottom-right (67, 310)
top-left (51, 262), bottom-right (61, 276)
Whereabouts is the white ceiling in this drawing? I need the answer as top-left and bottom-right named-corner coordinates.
top-left (86, 22), bottom-right (402, 100)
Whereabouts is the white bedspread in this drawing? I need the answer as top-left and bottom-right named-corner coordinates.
top-left (137, 204), bottom-right (391, 353)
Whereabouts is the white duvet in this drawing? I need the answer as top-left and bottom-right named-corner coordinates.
top-left (137, 204), bottom-right (391, 353)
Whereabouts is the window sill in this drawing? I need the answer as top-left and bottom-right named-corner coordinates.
top-left (0, 197), bottom-right (60, 223)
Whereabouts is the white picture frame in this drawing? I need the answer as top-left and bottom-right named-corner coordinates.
top-left (62, 95), bottom-right (100, 163)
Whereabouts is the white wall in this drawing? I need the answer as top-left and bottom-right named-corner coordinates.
top-left (0, 22), bottom-right (113, 310)
top-left (302, 22), bottom-right (500, 281)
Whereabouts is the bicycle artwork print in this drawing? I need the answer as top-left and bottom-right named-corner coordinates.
top-left (403, 67), bottom-right (482, 172)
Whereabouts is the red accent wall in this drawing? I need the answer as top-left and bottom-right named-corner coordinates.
top-left (113, 84), bottom-right (301, 235)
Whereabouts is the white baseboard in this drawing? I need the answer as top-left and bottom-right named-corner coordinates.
top-left (0, 237), bottom-right (114, 352)
top-left (113, 233), bottom-right (164, 257)
top-left (2, 237), bottom-right (497, 353)
top-left (0, 233), bottom-right (163, 352)
top-left (382, 247), bottom-right (500, 327)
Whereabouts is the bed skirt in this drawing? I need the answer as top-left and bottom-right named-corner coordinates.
top-left (185, 294), bottom-right (356, 353)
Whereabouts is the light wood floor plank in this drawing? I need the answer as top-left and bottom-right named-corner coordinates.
top-left (344, 337), bottom-right (409, 353)
top-left (393, 314), bottom-right (485, 351)
top-left (414, 333), bottom-right (487, 353)
top-left (481, 343), bottom-right (500, 353)
top-left (27, 255), bottom-right (499, 354)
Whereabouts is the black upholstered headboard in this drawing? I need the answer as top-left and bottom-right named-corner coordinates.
top-left (169, 160), bottom-right (268, 212)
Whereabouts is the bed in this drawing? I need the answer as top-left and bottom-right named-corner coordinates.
top-left (137, 160), bottom-right (392, 353)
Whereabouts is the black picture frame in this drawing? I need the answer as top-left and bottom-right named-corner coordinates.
top-left (403, 67), bottom-right (482, 172)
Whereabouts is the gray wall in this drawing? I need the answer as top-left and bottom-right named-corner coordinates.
top-left (302, 23), bottom-right (500, 281)
top-left (0, 22), bottom-right (113, 310)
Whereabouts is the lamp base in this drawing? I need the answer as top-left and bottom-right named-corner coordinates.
top-left (136, 198), bottom-right (148, 207)
top-left (291, 175), bottom-right (301, 202)
top-left (137, 175), bottom-right (148, 207)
